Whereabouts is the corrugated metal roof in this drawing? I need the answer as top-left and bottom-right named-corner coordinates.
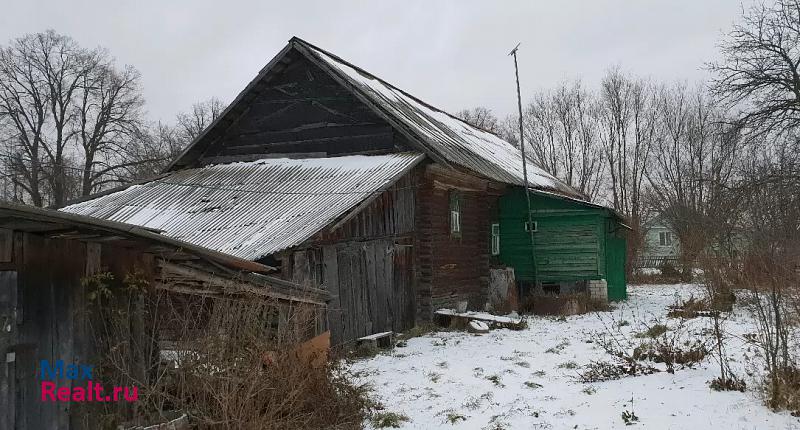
top-left (62, 153), bottom-right (424, 260)
top-left (293, 38), bottom-right (583, 198)
top-left (0, 203), bottom-right (330, 303)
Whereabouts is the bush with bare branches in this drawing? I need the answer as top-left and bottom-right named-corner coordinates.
top-left (80, 269), bottom-right (372, 429)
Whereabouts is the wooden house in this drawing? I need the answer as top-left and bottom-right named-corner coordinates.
top-left (62, 37), bottom-right (624, 344)
top-left (0, 204), bottom-right (325, 429)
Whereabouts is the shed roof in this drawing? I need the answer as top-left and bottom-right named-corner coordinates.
top-left (62, 153), bottom-right (424, 260)
top-left (0, 202), bottom-right (269, 273)
top-left (0, 203), bottom-right (329, 304)
top-left (167, 37), bottom-right (583, 199)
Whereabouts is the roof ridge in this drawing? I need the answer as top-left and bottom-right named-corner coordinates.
top-left (289, 36), bottom-right (507, 139)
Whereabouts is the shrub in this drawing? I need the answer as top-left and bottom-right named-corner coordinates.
top-left (84, 271), bottom-right (372, 429)
top-left (660, 261), bottom-right (682, 279)
top-left (710, 375), bottom-right (747, 392)
top-left (667, 295), bottom-right (711, 319)
top-left (635, 323), bottom-right (668, 338)
top-left (558, 361), bottom-right (579, 369)
top-left (399, 323), bottom-right (438, 340)
top-left (621, 409), bottom-right (639, 425)
top-left (764, 366), bottom-right (800, 415)
top-left (446, 412), bottom-right (467, 424)
top-left (577, 360), bottom-right (659, 383)
top-left (371, 411), bottom-right (410, 428)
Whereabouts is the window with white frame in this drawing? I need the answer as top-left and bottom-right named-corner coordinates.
top-left (524, 221), bottom-right (538, 232)
top-left (491, 223), bottom-right (500, 255)
top-left (659, 231), bottom-right (673, 246)
top-left (449, 191), bottom-right (461, 237)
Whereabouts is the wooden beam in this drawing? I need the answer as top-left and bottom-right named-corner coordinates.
top-left (426, 164), bottom-right (488, 192)
top-left (200, 152), bottom-right (328, 164)
top-left (157, 260), bottom-right (327, 305)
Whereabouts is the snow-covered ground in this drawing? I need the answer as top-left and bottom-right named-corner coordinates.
top-left (351, 284), bottom-right (800, 430)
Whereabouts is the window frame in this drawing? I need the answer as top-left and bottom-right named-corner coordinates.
top-left (449, 191), bottom-right (461, 237)
top-left (524, 221), bottom-right (538, 232)
top-left (491, 223), bottom-right (500, 255)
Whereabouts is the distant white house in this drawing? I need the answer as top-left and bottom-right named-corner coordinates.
top-left (640, 217), bottom-right (680, 268)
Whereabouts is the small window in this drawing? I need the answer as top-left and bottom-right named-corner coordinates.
top-left (491, 223), bottom-right (500, 255)
top-left (449, 191), bottom-right (461, 237)
top-left (659, 232), bottom-right (673, 246)
top-left (451, 210), bottom-right (461, 233)
top-left (524, 221), bottom-right (538, 232)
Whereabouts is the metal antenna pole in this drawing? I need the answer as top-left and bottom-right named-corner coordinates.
top-left (509, 43), bottom-right (538, 283)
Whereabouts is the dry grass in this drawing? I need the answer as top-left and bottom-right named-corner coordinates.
top-left (83, 270), bottom-right (374, 429)
top-left (521, 292), bottom-right (610, 316)
top-left (764, 366), bottom-right (800, 415)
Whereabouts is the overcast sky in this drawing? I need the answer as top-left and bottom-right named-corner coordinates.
top-left (2, 0), bottom-right (751, 123)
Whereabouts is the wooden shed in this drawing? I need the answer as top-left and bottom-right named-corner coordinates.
top-left (0, 204), bottom-right (326, 429)
top-left (496, 188), bottom-right (629, 301)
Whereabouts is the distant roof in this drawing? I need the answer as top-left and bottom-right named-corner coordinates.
top-left (167, 37), bottom-right (583, 199)
top-left (62, 153), bottom-right (424, 260)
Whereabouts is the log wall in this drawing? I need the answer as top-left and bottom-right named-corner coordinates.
top-left (415, 166), bottom-right (504, 321)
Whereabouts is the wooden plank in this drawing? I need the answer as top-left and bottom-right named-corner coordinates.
top-left (336, 244), bottom-right (353, 343)
top-left (200, 152), bottom-right (327, 164)
top-left (0, 270), bottom-right (17, 430)
top-left (0, 229), bottom-right (11, 263)
top-left (322, 245), bottom-right (341, 345)
top-left (434, 309), bottom-right (526, 330)
top-left (356, 331), bottom-right (394, 349)
top-left (364, 242), bottom-right (378, 336)
top-left (85, 242), bottom-right (102, 276)
top-left (374, 240), bottom-right (389, 332)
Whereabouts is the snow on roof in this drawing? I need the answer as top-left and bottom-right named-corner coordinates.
top-left (294, 38), bottom-right (583, 198)
top-left (62, 153), bottom-right (424, 260)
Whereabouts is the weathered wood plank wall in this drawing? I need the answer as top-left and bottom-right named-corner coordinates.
top-left (285, 173), bottom-right (417, 344)
top-left (198, 54), bottom-right (413, 164)
top-left (15, 233), bottom-right (88, 430)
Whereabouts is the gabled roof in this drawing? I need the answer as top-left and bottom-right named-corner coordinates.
top-left (168, 37), bottom-right (583, 199)
top-left (62, 153), bottom-right (423, 260)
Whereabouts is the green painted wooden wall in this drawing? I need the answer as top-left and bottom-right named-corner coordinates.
top-left (496, 188), bottom-right (627, 300)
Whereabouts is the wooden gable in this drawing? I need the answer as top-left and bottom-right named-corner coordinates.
top-left (189, 53), bottom-right (413, 167)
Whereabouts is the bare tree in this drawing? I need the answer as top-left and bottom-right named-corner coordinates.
top-left (75, 61), bottom-right (145, 196)
top-left (646, 83), bottom-right (742, 270)
top-left (0, 30), bottom-right (146, 206)
top-left (0, 32), bottom-right (53, 206)
top-left (124, 122), bottom-right (184, 180)
top-left (176, 97), bottom-right (225, 144)
top-left (524, 91), bottom-right (560, 177)
top-left (521, 81), bottom-right (605, 199)
top-left (597, 68), bottom-right (655, 223)
top-left (709, 0), bottom-right (800, 135)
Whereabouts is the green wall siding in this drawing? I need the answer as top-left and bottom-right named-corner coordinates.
top-left (605, 226), bottom-right (628, 300)
top-left (497, 188), bottom-right (627, 300)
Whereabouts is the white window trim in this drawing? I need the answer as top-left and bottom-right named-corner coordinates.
top-left (524, 221), bottom-right (538, 232)
top-left (451, 210), bottom-right (461, 234)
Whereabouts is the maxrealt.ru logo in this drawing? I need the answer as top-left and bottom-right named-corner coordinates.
top-left (39, 360), bottom-right (138, 402)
